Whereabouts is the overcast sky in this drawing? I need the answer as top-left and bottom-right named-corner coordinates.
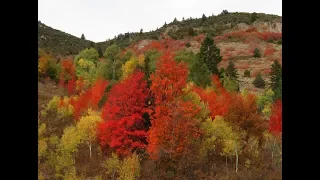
top-left (38, 0), bottom-right (282, 42)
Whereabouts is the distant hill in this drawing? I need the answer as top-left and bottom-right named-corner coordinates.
top-left (38, 11), bottom-right (281, 56)
top-left (38, 21), bottom-right (95, 56)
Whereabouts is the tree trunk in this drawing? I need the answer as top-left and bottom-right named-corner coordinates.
top-left (226, 156), bottom-right (228, 168)
top-left (112, 170), bottom-right (115, 180)
top-left (88, 143), bottom-right (92, 158)
top-left (73, 153), bottom-right (76, 165)
top-left (235, 146), bottom-right (238, 173)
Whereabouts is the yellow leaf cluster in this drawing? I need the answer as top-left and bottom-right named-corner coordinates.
top-left (137, 54), bottom-right (145, 66)
top-left (77, 109), bottom-right (102, 142)
top-left (121, 56), bottom-right (139, 80)
top-left (38, 57), bottom-right (49, 74)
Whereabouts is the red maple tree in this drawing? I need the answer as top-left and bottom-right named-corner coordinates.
top-left (98, 71), bottom-right (149, 157)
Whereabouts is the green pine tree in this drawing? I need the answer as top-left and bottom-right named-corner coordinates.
top-left (81, 34), bottom-right (85, 40)
top-left (97, 47), bottom-right (103, 58)
top-left (270, 60), bottom-right (282, 99)
top-left (189, 55), bottom-right (211, 87)
top-left (199, 36), bottom-right (222, 75)
top-left (253, 48), bottom-right (261, 58)
top-left (202, 14), bottom-right (207, 22)
top-left (226, 60), bottom-right (238, 79)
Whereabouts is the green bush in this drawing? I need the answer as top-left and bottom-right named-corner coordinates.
top-left (244, 69), bottom-right (251, 77)
top-left (277, 39), bottom-right (282, 44)
top-left (252, 73), bottom-right (265, 88)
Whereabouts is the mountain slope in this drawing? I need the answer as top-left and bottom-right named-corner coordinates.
top-left (38, 11), bottom-right (281, 56)
top-left (38, 21), bottom-right (95, 56)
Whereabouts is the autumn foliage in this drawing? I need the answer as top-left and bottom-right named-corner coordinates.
top-left (147, 51), bottom-right (201, 160)
top-left (264, 43), bottom-right (276, 56)
top-left (150, 51), bottom-right (189, 104)
top-left (59, 59), bottom-right (77, 95)
top-left (214, 27), bottom-right (282, 43)
top-left (98, 71), bottom-right (149, 157)
top-left (39, 21), bottom-right (282, 179)
top-left (193, 75), bottom-right (233, 119)
top-left (224, 93), bottom-right (267, 144)
top-left (269, 100), bottom-right (282, 136)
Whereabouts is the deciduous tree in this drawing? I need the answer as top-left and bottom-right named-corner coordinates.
top-left (99, 71), bottom-right (149, 157)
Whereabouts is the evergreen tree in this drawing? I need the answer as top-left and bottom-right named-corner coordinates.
top-left (81, 34), bottom-right (85, 40)
top-left (253, 73), bottom-right (265, 88)
top-left (144, 55), bottom-right (150, 80)
top-left (189, 55), bottom-right (211, 87)
top-left (219, 67), bottom-right (225, 78)
top-left (226, 60), bottom-right (238, 79)
top-left (202, 14), bottom-right (207, 22)
top-left (188, 27), bottom-right (195, 36)
top-left (199, 36), bottom-right (222, 75)
top-left (89, 42), bottom-right (95, 48)
top-left (270, 60), bottom-right (282, 100)
top-left (251, 12), bottom-right (258, 23)
top-left (140, 29), bottom-right (143, 34)
top-left (221, 10), bottom-right (229, 15)
top-left (97, 47), bottom-right (103, 58)
top-left (164, 22), bottom-right (167, 27)
top-left (270, 60), bottom-right (282, 90)
top-left (222, 75), bottom-right (240, 92)
top-left (182, 17), bottom-right (185, 21)
top-left (253, 48), bottom-right (261, 58)
top-left (173, 17), bottom-right (177, 22)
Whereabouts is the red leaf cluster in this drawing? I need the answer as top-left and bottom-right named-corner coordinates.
top-left (150, 51), bottom-right (189, 104)
top-left (147, 52), bottom-right (201, 160)
top-left (98, 71), bottom-right (149, 157)
top-left (269, 100), bottom-right (282, 136)
top-left (214, 27), bottom-right (282, 43)
top-left (193, 75), bottom-right (233, 119)
top-left (147, 100), bottom-right (201, 160)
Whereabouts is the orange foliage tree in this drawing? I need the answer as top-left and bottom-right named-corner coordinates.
top-left (147, 51), bottom-right (201, 160)
top-left (224, 93), bottom-right (268, 145)
top-left (193, 75), bottom-right (233, 119)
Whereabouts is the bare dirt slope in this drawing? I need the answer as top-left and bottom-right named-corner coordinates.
top-left (38, 79), bottom-right (66, 114)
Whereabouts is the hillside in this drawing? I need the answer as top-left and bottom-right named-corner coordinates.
top-left (38, 11), bottom-right (282, 94)
top-left (38, 21), bottom-right (95, 56)
top-left (38, 10), bottom-right (282, 180)
top-left (38, 11), bottom-right (281, 56)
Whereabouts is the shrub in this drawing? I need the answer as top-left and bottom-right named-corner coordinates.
top-left (253, 48), bottom-right (261, 58)
top-left (277, 39), bottom-right (282, 44)
top-left (185, 42), bottom-right (191, 48)
top-left (253, 73), bottom-right (265, 88)
top-left (244, 69), bottom-right (251, 77)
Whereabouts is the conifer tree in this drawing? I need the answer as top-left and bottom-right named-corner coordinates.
top-left (226, 60), bottom-right (238, 79)
top-left (199, 36), bottom-right (222, 75)
top-left (81, 34), bottom-right (85, 40)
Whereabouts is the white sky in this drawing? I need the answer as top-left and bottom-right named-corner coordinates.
top-left (38, 0), bottom-right (282, 42)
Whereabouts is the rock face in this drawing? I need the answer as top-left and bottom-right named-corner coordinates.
top-left (232, 21), bottom-right (282, 33)
top-left (253, 22), bottom-right (282, 33)
top-left (137, 40), bottom-right (152, 49)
